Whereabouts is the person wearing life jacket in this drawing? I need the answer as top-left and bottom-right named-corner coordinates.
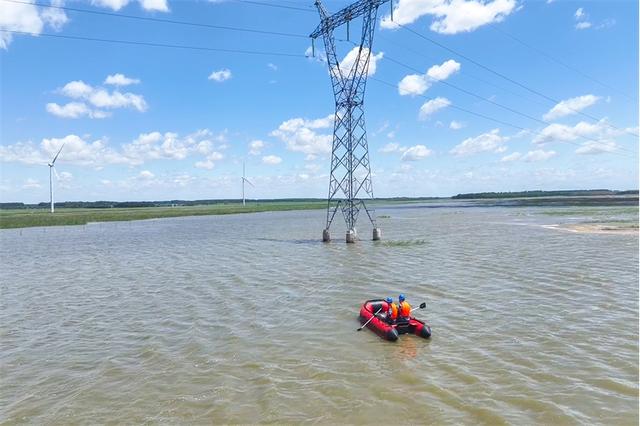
top-left (398, 294), bottom-right (412, 321)
top-left (384, 297), bottom-right (399, 324)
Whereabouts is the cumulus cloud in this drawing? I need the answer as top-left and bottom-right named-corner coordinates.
top-left (379, 142), bottom-right (401, 153)
top-left (249, 140), bottom-right (265, 155)
top-left (336, 47), bottom-right (383, 77)
top-left (523, 150), bottom-right (556, 162)
top-left (262, 155), bottom-right (282, 165)
top-left (543, 94), bottom-right (600, 121)
top-left (401, 145), bottom-right (432, 161)
top-left (46, 102), bottom-right (110, 119)
top-left (419, 97), bottom-right (451, 119)
top-left (500, 152), bottom-right (521, 162)
top-left (449, 120), bottom-right (465, 130)
top-left (381, 0), bottom-right (517, 34)
top-left (104, 73), bottom-right (140, 86)
top-left (270, 115), bottom-right (334, 156)
top-left (0, 129), bottom-right (228, 168)
top-left (22, 178), bottom-right (42, 189)
top-left (575, 141), bottom-right (618, 155)
top-left (0, 0), bottom-right (68, 49)
top-left (574, 7), bottom-right (592, 30)
top-left (138, 170), bottom-right (155, 179)
top-left (48, 77), bottom-right (147, 119)
top-left (398, 59), bottom-right (460, 96)
top-left (450, 128), bottom-right (507, 156)
top-left (208, 69), bottom-right (232, 82)
top-left (532, 119), bottom-right (634, 151)
top-left (91, 0), bottom-right (169, 12)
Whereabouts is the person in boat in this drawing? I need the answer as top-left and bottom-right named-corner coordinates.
top-left (398, 294), bottom-right (412, 322)
top-left (381, 297), bottom-right (398, 324)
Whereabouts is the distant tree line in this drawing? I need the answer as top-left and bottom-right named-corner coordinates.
top-left (452, 190), bottom-right (639, 199)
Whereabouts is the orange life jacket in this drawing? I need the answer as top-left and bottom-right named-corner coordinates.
top-left (399, 301), bottom-right (411, 317)
top-left (388, 302), bottom-right (399, 319)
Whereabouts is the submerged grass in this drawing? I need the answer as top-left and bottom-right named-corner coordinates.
top-left (380, 239), bottom-right (428, 247)
top-left (0, 201), bottom-right (326, 229)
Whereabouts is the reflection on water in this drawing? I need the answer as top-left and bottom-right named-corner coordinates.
top-left (0, 205), bottom-right (638, 424)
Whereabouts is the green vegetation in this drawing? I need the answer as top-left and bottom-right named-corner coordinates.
top-left (0, 201), bottom-right (326, 229)
top-left (453, 189), bottom-right (638, 199)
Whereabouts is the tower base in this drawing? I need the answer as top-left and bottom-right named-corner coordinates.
top-left (373, 227), bottom-right (382, 241)
top-left (322, 229), bottom-right (331, 242)
top-left (346, 229), bottom-right (357, 244)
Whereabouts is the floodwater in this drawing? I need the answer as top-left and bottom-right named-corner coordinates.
top-left (1, 204), bottom-right (638, 424)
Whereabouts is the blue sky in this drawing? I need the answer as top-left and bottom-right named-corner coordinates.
top-left (1, 0), bottom-right (638, 203)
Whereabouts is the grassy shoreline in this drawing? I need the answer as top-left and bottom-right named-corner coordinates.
top-left (1, 196), bottom-right (637, 230)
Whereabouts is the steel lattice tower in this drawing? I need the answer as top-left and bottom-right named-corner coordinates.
top-left (310, 0), bottom-right (389, 243)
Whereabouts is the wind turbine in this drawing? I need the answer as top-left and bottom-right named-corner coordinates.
top-left (48, 143), bottom-right (65, 213)
top-left (241, 161), bottom-right (254, 206)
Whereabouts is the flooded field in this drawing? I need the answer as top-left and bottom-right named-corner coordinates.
top-left (1, 203), bottom-right (638, 424)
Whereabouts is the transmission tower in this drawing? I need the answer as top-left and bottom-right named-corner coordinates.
top-left (310, 0), bottom-right (390, 243)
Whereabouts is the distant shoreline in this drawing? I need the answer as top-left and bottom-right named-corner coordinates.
top-left (0, 194), bottom-right (637, 230)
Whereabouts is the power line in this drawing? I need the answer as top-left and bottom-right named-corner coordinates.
top-left (397, 23), bottom-right (639, 138)
top-left (1, 0), bottom-right (308, 39)
top-left (231, 0), bottom-right (315, 12)
top-left (0, 30), bottom-right (306, 57)
top-left (382, 54), bottom-right (636, 154)
top-left (493, 26), bottom-right (638, 104)
top-left (369, 76), bottom-right (634, 158)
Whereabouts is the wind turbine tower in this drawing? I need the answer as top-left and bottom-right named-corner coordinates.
top-left (241, 162), bottom-right (254, 206)
top-left (47, 143), bottom-right (65, 213)
top-left (310, 0), bottom-right (390, 243)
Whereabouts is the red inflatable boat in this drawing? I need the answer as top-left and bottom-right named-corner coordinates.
top-left (359, 299), bottom-right (432, 342)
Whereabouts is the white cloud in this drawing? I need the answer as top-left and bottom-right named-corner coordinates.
top-left (0, 0), bottom-right (68, 49)
top-left (270, 115), bottom-right (334, 156)
top-left (336, 47), bottom-right (383, 77)
top-left (398, 74), bottom-right (430, 96)
top-left (523, 150), bottom-right (556, 162)
top-left (575, 141), bottom-right (618, 155)
top-left (262, 155), bottom-right (282, 165)
top-left (60, 80), bottom-right (94, 98)
top-left (91, 0), bottom-right (169, 11)
top-left (381, 0), bottom-right (517, 35)
top-left (575, 8), bottom-right (585, 20)
top-left (419, 97), bottom-right (451, 119)
top-left (379, 142), bottom-right (401, 153)
top-left (575, 21), bottom-right (591, 30)
top-left (139, 170), bottom-right (155, 179)
top-left (449, 120), bottom-right (465, 130)
top-left (46, 102), bottom-right (110, 119)
top-left (22, 178), bottom-right (41, 189)
top-left (500, 152), bottom-right (522, 162)
top-left (104, 73), bottom-right (140, 86)
top-left (208, 68), bottom-right (232, 82)
top-left (450, 128), bottom-right (507, 156)
top-left (543, 94), bottom-right (600, 121)
top-left (267, 63), bottom-right (278, 71)
top-left (249, 140), bottom-right (265, 155)
top-left (50, 78), bottom-right (147, 118)
top-left (532, 119), bottom-right (634, 147)
top-left (401, 145), bottom-right (432, 161)
top-left (398, 59), bottom-right (460, 96)
top-left (427, 59), bottom-right (461, 80)
top-left (574, 7), bottom-right (592, 29)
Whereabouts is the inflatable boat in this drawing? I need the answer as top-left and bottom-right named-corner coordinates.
top-left (359, 299), bottom-right (432, 342)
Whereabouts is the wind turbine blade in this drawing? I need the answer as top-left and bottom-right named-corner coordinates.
top-left (51, 143), bottom-right (65, 165)
top-left (53, 166), bottom-right (60, 180)
top-left (243, 177), bottom-right (255, 187)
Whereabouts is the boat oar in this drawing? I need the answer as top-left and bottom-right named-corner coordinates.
top-left (410, 302), bottom-right (427, 312)
top-left (357, 307), bottom-right (383, 331)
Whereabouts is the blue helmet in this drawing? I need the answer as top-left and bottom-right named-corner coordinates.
top-left (385, 297), bottom-right (393, 304)
top-left (399, 294), bottom-right (405, 302)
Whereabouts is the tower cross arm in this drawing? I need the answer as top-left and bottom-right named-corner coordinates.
top-left (310, 0), bottom-right (390, 38)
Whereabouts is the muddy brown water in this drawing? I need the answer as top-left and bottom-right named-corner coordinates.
top-left (1, 204), bottom-right (638, 424)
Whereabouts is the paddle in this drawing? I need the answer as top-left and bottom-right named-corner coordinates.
top-left (357, 307), bottom-right (383, 331)
top-left (411, 302), bottom-right (427, 312)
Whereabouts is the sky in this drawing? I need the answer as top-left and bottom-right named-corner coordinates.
top-left (0, 0), bottom-right (638, 203)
